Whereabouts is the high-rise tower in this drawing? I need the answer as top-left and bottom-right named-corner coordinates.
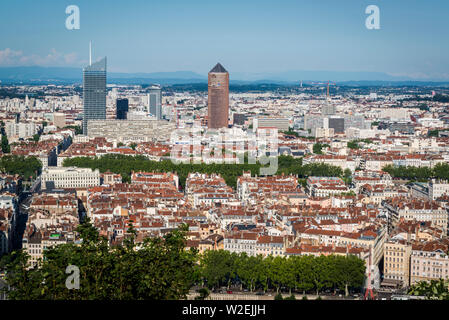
top-left (83, 43), bottom-right (107, 135)
top-left (207, 63), bottom-right (229, 129)
top-left (147, 84), bottom-right (162, 120)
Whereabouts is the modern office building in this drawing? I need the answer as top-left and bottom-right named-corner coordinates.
top-left (83, 56), bottom-right (107, 135)
top-left (327, 117), bottom-right (345, 134)
top-left (147, 85), bottom-right (162, 120)
top-left (233, 113), bottom-right (246, 126)
top-left (208, 63), bottom-right (229, 129)
top-left (116, 98), bottom-right (129, 120)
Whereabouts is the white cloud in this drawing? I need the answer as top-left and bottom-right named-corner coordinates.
top-left (0, 48), bottom-right (82, 67)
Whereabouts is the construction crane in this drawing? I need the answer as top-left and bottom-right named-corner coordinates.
top-left (310, 80), bottom-right (336, 100)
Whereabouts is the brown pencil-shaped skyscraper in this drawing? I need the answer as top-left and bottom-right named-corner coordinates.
top-left (208, 63), bottom-right (229, 129)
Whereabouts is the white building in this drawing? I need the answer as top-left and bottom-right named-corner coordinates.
top-left (429, 179), bottom-right (449, 200)
top-left (5, 121), bottom-right (39, 141)
top-left (41, 167), bottom-right (100, 190)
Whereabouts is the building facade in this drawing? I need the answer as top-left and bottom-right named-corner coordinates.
top-left (41, 167), bottom-right (100, 190)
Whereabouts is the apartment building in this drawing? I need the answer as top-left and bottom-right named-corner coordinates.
top-left (383, 240), bottom-right (412, 287)
top-left (22, 230), bottom-right (76, 268)
top-left (382, 197), bottom-right (448, 233)
top-left (5, 121), bottom-right (39, 142)
top-left (410, 240), bottom-right (449, 285)
top-left (255, 235), bottom-right (285, 257)
top-left (306, 177), bottom-right (349, 197)
top-left (303, 155), bottom-right (357, 173)
top-left (87, 119), bottom-right (175, 143)
top-left (223, 231), bottom-right (258, 256)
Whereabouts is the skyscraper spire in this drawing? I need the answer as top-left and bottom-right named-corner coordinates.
top-left (89, 41), bottom-right (92, 66)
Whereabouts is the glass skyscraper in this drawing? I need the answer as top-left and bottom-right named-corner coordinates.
top-left (83, 57), bottom-right (107, 135)
top-left (116, 98), bottom-right (129, 120)
top-left (147, 85), bottom-right (162, 120)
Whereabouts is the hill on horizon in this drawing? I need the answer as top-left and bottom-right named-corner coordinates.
top-left (0, 66), bottom-right (448, 85)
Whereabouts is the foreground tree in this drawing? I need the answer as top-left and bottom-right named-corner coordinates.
top-left (408, 279), bottom-right (449, 300)
top-left (0, 220), bottom-right (197, 300)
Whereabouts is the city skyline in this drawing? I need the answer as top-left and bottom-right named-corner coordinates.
top-left (0, 0), bottom-right (448, 80)
top-left (2, 0), bottom-right (449, 306)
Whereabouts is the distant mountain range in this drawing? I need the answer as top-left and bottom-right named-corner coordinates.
top-left (0, 67), bottom-right (206, 85)
top-left (0, 66), bottom-right (448, 86)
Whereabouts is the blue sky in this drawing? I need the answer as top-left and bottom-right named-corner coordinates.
top-left (0, 0), bottom-right (448, 79)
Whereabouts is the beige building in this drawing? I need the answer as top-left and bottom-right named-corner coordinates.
top-left (53, 112), bottom-right (66, 128)
top-left (255, 235), bottom-right (286, 257)
top-left (383, 240), bottom-right (412, 287)
top-left (22, 231), bottom-right (76, 268)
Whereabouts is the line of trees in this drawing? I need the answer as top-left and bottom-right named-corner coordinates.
top-left (198, 250), bottom-right (365, 296)
top-left (63, 154), bottom-right (346, 188)
top-left (0, 220), bottom-right (366, 300)
top-left (383, 163), bottom-right (449, 182)
top-left (0, 155), bottom-right (42, 180)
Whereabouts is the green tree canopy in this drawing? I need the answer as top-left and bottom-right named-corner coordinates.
top-left (0, 219), bottom-right (198, 300)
